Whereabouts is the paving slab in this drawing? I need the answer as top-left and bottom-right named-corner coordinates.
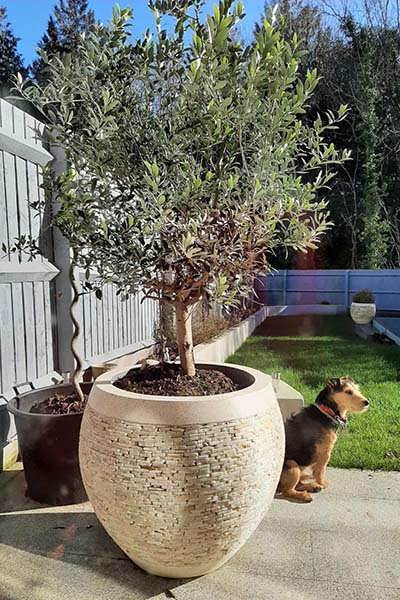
top-left (318, 467), bottom-right (400, 500)
top-left (270, 491), bottom-right (400, 530)
top-left (232, 519), bottom-right (314, 580)
top-left (0, 511), bottom-right (125, 559)
top-left (0, 545), bottom-right (180, 600)
top-left (311, 527), bottom-right (400, 588)
top-left (150, 574), bottom-right (400, 600)
top-left (0, 466), bottom-right (399, 600)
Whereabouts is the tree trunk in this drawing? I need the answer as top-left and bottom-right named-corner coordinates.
top-left (69, 259), bottom-right (84, 402)
top-left (175, 302), bottom-right (195, 376)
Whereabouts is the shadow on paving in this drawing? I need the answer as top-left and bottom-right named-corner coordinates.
top-left (0, 509), bottom-right (186, 599)
top-left (0, 468), bottom-right (56, 514)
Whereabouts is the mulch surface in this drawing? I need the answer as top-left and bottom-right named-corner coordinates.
top-left (30, 393), bottom-right (88, 415)
top-left (114, 364), bottom-right (238, 396)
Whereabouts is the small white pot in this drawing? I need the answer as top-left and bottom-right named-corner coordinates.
top-left (79, 362), bottom-right (284, 578)
top-left (350, 302), bottom-right (376, 325)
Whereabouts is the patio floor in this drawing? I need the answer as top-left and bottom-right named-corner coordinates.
top-left (0, 465), bottom-right (399, 600)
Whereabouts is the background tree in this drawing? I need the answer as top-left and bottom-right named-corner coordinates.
top-left (31, 0), bottom-right (95, 82)
top-left (325, 2), bottom-right (400, 269)
top-left (257, 0), bottom-right (400, 269)
top-left (346, 18), bottom-right (389, 268)
top-left (257, 0), bottom-right (353, 268)
top-left (0, 6), bottom-right (26, 86)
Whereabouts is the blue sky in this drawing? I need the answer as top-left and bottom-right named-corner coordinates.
top-left (2, 0), bottom-right (266, 66)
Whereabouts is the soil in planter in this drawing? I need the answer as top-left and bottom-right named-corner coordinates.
top-left (114, 364), bottom-right (238, 396)
top-left (30, 392), bottom-right (88, 415)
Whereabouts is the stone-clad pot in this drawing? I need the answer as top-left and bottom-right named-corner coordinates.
top-left (79, 362), bottom-right (284, 578)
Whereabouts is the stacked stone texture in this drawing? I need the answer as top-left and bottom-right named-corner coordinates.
top-left (80, 405), bottom-right (283, 576)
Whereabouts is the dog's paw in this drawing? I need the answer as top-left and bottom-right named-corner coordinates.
top-left (310, 484), bottom-right (324, 493)
top-left (298, 492), bottom-right (313, 503)
top-left (316, 480), bottom-right (330, 489)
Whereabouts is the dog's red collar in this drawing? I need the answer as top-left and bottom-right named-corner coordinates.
top-left (315, 403), bottom-right (348, 429)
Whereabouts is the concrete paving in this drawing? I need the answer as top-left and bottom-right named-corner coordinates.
top-left (0, 465), bottom-right (399, 600)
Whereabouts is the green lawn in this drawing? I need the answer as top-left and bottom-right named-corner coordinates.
top-left (228, 315), bottom-right (400, 471)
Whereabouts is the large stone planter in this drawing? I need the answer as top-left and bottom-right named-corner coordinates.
top-left (350, 302), bottom-right (376, 325)
top-left (79, 362), bottom-right (284, 578)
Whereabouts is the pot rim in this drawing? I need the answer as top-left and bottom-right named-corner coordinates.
top-left (7, 382), bottom-right (93, 418)
top-left (350, 302), bottom-right (376, 306)
top-left (95, 362), bottom-right (266, 402)
top-left (88, 362), bottom-right (276, 425)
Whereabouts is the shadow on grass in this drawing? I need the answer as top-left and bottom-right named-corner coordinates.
top-left (265, 338), bottom-right (400, 388)
top-left (249, 315), bottom-right (400, 389)
top-left (254, 315), bottom-right (355, 339)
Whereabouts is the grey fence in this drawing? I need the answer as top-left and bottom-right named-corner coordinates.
top-left (0, 99), bottom-right (58, 398)
top-left (0, 99), bottom-right (158, 448)
top-left (256, 269), bottom-right (400, 311)
top-left (75, 280), bottom-right (157, 367)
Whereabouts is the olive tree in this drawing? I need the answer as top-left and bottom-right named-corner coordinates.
top-left (16, 1), bottom-right (348, 376)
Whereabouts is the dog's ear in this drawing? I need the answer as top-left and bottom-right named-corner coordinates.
top-left (325, 378), bottom-right (341, 391)
top-left (316, 379), bottom-right (341, 407)
top-left (340, 376), bottom-right (357, 386)
top-left (316, 383), bottom-right (332, 405)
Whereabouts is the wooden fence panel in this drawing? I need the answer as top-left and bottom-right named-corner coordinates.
top-left (0, 283), bottom-right (15, 394)
top-left (0, 99), bottom-right (158, 449)
top-left (3, 151), bottom-right (19, 262)
top-left (76, 276), bottom-right (158, 365)
top-left (0, 100), bottom-right (57, 410)
top-left (257, 269), bottom-right (400, 310)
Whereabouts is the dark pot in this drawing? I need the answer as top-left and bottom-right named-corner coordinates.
top-left (7, 383), bottom-right (92, 505)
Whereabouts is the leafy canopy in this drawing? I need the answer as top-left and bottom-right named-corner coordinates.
top-left (17, 1), bottom-right (348, 308)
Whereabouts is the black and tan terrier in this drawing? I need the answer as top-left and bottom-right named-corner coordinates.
top-left (278, 377), bottom-right (369, 503)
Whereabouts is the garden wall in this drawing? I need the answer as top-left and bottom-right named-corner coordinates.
top-left (256, 269), bottom-right (400, 311)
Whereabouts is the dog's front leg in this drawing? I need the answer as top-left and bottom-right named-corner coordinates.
top-left (313, 436), bottom-right (336, 489)
top-left (313, 463), bottom-right (329, 489)
top-left (299, 468), bottom-right (314, 484)
top-left (296, 468), bottom-right (323, 493)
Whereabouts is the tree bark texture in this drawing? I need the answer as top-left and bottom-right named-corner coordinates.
top-left (69, 259), bottom-right (84, 401)
top-left (175, 302), bottom-right (195, 376)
